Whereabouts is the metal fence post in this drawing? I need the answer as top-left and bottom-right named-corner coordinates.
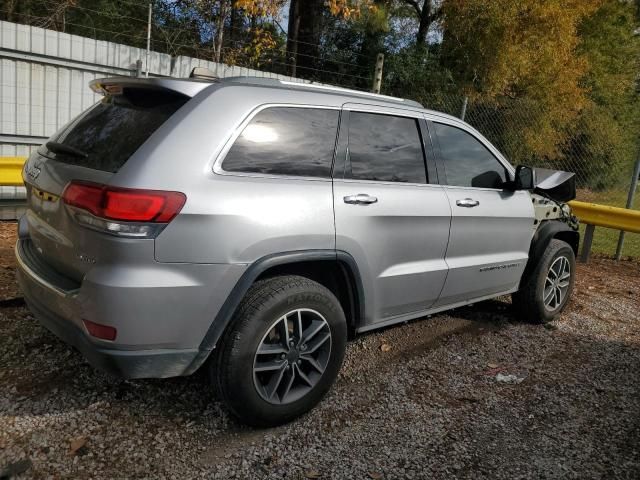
top-left (145, 3), bottom-right (152, 77)
top-left (614, 148), bottom-right (640, 259)
top-left (581, 224), bottom-right (595, 263)
top-left (371, 53), bottom-right (384, 94)
top-left (460, 96), bottom-right (468, 121)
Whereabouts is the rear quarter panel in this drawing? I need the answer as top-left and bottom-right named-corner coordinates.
top-left (111, 85), bottom-right (339, 264)
top-left (154, 174), bottom-right (335, 263)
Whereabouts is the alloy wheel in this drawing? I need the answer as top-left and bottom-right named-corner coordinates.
top-left (253, 308), bottom-right (332, 405)
top-left (543, 255), bottom-right (571, 311)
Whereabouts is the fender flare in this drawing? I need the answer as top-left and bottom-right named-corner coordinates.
top-left (183, 249), bottom-right (365, 375)
top-left (522, 220), bottom-right (580, 282)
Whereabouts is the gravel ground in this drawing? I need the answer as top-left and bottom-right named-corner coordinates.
top-left (1, 220), bottom-right (639, 479)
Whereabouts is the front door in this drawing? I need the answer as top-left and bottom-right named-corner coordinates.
top-left (429, 120), bottom-right (534, 306)
top-left (333, 108), bottom-right (451, 326)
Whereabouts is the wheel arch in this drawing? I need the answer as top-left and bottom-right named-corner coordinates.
top-left (184, 250), bottom-right (364, 374)
top-left (522, 220), bottom-right (579, 283)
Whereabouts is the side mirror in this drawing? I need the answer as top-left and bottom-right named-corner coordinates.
top-left (514, 165), bottom-right (536, 190)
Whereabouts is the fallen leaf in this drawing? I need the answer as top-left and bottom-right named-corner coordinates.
top-left (69, 436), bottom-right (87, 456)
top-left (484, 366), bottom-right (505, 376)
top-left (305, 470), bottom-right (322, 479)
top-left (368, 472), bottom-right (384, 479)
top-left (380, 343), bottom-right (391, 352)
top-left (487, 362), bottom-right (499, 369)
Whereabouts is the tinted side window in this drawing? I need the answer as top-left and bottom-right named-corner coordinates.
top-left (222, 107), bottom-right (339, 177)
top-left (434, 122), bottom-right (507, 189)
top-left (347, 112), bottom-right (426, 184)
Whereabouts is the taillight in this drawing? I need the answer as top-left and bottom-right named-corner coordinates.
top-left (62, 181), bottom-right (186, 238)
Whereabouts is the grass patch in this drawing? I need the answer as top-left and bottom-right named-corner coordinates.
top-left (577, 223), bottom-right (640, 258)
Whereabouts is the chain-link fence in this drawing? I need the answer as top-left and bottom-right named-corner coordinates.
top-left (417, 93), bottom-right (640, 259)
top-left (2, 1), bottom-right (638, 259)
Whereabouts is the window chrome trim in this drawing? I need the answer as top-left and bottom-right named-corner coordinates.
top-left (334, 177), bottom-right (446, 189)
top-left (440, 184), bottom-right (519, 193)
top-left (212, 103), bottom-right (340, 181)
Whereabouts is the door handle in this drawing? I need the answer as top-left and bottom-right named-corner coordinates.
top-left (344, 193), bottom-right (378, 205)
top-left (456, 198), bottom-right (480, 208)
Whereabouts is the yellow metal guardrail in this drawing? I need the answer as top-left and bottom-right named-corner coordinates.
top-left (568, 200), bottom-right (640, 234)
top-left (0, 157), bottom-right (26, 186)
top-left (0, 157), bottom-right (27, 220)
top-left (568, 200), bottom-right (640, 262)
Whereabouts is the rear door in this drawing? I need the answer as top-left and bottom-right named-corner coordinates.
top-left (429, 119), bottom-right (534, 307)
top-left (22, 87), bottom-right (188, 281)
top-left (333, 107), bottom-right (451, 327)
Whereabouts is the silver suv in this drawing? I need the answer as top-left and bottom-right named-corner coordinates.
top-left (16, 75), bottom-right (579, 426)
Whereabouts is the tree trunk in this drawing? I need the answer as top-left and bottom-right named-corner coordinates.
top-left (214, 0), bottom-right (229, 63)
top-left (294, 0), bottom-right (323, 80)
top-left (416, 0), bottom-right (432, 45)
top-left (7, 0), bottom-right (15, 22)
top-left (286, 0), bottom-right (301, 76)
top-left (229, 5), bottom-right (237, 44)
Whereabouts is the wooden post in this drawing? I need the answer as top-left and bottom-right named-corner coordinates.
top-left (580, 224), bottom-right (595, 263)
top-left (291, 16), bottom-right (300, 77)
top-left (371, 53), bottom-right (384, 94)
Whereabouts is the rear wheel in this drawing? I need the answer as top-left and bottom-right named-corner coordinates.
top-left (512, 239), bottom-right (576, 323)
top-left (212, 275), bottom-right (347, 427)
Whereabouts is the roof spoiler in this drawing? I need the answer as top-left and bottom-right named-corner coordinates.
top-left (189, 67), bottom-right (219, 81)
top-left (89, 77), bottom-right (212, 98)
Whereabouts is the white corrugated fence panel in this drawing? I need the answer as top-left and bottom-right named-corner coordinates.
top-left (0, 20), bottom-right (327, 160)
top-left (0, 144), bottom-right (36, 157)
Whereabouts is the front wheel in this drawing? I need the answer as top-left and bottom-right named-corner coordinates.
top-left (212, 275), bottom-right (347, 427)
top-left (512, 238), bottom-right (576, 323)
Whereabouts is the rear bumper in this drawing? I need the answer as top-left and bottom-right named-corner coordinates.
top-left (15, 237), bottom-right (246, 378)
top-left (20, 285), bottom-right (198, 378)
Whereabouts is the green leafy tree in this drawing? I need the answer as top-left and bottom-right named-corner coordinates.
top-left (568, 0), bottom-right (640, 188)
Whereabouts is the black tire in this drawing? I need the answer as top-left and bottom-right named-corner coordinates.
top-left (512, 238), bottom-right (576, 324)
top-left (212, 275), bottom-right (347, 427)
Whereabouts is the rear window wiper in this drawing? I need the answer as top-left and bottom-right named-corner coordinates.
top-left (45, 141), bottom-right (88, 159)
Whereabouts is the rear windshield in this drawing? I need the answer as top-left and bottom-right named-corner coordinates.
top-left (38, 88), bottom-right (188, 173)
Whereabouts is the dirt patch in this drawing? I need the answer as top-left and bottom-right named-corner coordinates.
top-left (0, 221), bottom-right (19, 302)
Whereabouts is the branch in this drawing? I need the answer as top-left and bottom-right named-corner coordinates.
top-left (428, 5), bottom-right (443, 24)
top-left (403, 0), bottom-right (422, 18)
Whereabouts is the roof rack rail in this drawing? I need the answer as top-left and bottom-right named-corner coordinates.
top-left (218, 76), bottom-right (423, 108)
top-left (278, 80), bottom-right (423, 108)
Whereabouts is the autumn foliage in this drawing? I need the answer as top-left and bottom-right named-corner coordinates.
top-left (3, 0), bottom-right (638, 188)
